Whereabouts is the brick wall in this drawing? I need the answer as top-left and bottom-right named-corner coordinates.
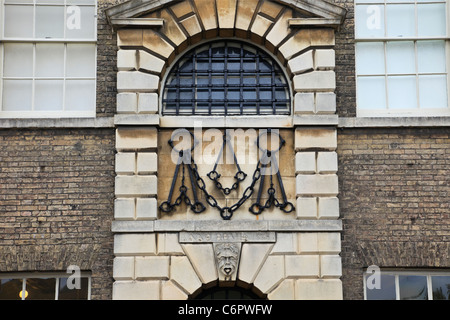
top-left (334, 0), bottom-right (356, 117)
top-left (96, 0), bottom-right (128, 117)
top-left (338, 127), bottom-right (450, 299)
top-left (0, 129), bottom-right (115, 300)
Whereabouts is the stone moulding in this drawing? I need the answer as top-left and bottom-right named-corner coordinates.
top-left (105, 0), bottom-right (347, 25)
top-left (111, 220), bottom-right (343, 233)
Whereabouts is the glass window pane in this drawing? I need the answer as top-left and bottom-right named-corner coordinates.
top-left (3, 80), bottom-right (32, 111)
top-left (211, 90), bottom-right (224, 100)
top-left (66, 44), bottom-right (96, 77)
top-left (35, 43), bottom-right (65, 77)
top-left (3, 43), bottom-right (33, 77)
top-left (58, 277), bottom-right (89, 300)
top-left (4, 5), bottom-right (34, 38)
top-left (357, 76), bottom-right (387, 110)
top-left (26, 278), bottom-right (56, 300)
top-left (419, 75), bottom-right (448, 109)
top-left (387, 76), bottom-right (417, 109)
top-left (34, 80), bottom-right (64, 111)
top-left (386, 41), bottom-right (415, 74)
top-left (66, 6), bottom-right (96, 39)
top-left (243, 90), bottom-right (257, 100)
top-left (365, 274), bottom-right (396, 300)
top-left (356, 42), bottom-right (385, 75)
top-left (355, 5), bottom-right (385, 38)
top-left (0, 279), bottom-right (23, 300)
top-left (417, 4), bottom-right (447, 37)
top-left (431, 276), bottom-right (450, 300)
top-left (65, 80), bottom-right (96, 111)
top-left (35, 6), bottom-right (65, 39)
top-left (417, 41), bottom-right (447, 74)
top-left (399, 275), bottom-right (428, 300)
top-left (386, 4), bottom-right (415, 38)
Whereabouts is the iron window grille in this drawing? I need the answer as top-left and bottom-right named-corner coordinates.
top-left (162, 41), bottom-right (291, 116)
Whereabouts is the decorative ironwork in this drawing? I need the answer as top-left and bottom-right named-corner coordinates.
top-left (160, 129), bottom-right (295, 220)
top-left (207, 132), bottom-right (247, 195)
top-left (162, 41), bottom-right (291, 116)
top-left (159, 131), bottom-right (206, 214)
top-left (249, 129), bottom-right (295, 215)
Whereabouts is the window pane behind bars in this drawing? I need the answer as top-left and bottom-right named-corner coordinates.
top-left (162, 41), bottom-right (290, 116)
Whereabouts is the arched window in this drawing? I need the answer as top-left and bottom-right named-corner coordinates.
top-left (162, 41), bottom-right (290, 116)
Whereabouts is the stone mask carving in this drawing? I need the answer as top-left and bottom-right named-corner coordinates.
top-left (214, 243), bottom-right (240, 279)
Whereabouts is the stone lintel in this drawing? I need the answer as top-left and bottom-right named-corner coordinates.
top-left (179, 231), bottom-right (276, 243)
top-left (111, 219), bottom-right (342, 233)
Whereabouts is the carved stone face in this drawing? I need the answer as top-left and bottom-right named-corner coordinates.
top-left (215, 243), bottom-right (239, 276)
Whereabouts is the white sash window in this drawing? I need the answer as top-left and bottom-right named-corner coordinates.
top-left (355, 0), bottom-right (450, 117)
top-left (0, 0), bottom-right (97, 118)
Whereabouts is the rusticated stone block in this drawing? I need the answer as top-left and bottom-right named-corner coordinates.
top-left (115, 175), bottom-right (157, 197)
top-left (293, 71), bottom-right (336, 92)
top-left (117, 29), bottom-right (143, 47)
top-left (116, 127), bottom-right (157, 151)
top-left (114, 233), bottom-right (156, 256)
top-left (295, 127), bottom-right (337, 151)
top-left (117, 71), bottom-right (159, 93)
top-left (296, 174), bottom-right (338, 196)
top-left (143, 29), bottom-right (174, 59)
top-left (113, 280), bottom-right (160, 300)
top-left (135, 256), bottom-right (170, 280)
top-left (295, 279), bottom-right (343, 300)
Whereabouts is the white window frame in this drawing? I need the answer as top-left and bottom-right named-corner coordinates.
top-left (0, 0), bottom-right (97, 118)
top-left (363, 269), bottom-right (450, 300)
top-left (355, 0), bottom-right (450, 117)
top-left (0, 271), bottom-right (92, 300)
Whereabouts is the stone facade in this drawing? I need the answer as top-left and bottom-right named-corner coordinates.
top-left (0, 0), bottom-right (448, 301)
top-left (107, 0), bottom-right (345, 299)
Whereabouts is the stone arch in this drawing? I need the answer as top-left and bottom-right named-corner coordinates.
top-left (109, 0), bottom-right (345, 116)
top-left (110, 0), bottom-right (341, 67)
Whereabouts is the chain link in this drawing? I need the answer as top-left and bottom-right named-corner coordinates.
top-left (189, 158), bottom-right (261, 220)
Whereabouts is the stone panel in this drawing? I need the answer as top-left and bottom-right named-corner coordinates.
top-left (170, 256), bottom-right (203, 295)
top-left (116, 127), bottom-right (158, 151)
top-left (238, 243), bottom-right (273, 284)
top-left (135, 256), bottom-right (170, 280)
top-left (182, 244), bottom-right (217, 284)
top-left (114, 234), bottom-right (157, 256)
top-left (295, 128), bottom-right (337, 151)
top-left (117, 71), bottom-right (159, 93)
top-left (296, 174), bottom-right (339, 196)
top-left (136, 198), bottom-right (158, 220)
top-left (285, 255), bottom-right (320, 278)
top-left (115, 176), bottom-right (157, 197)
top-left (114, 198), bottom-right (135, 220)
top-left (267, 279), bottom-right (295, 300)
top-left (113, 280), bottom-right (160, 300)
top-left (293, 71), bottom-right (336, 92)
top-left (161, 280), bottom-right (189, 300)
top-left (113, 257), bottom-right (135, 280)
top-left (296, 197), bottom-right (317, 219)
top-left (295, 279), bottom-right (343, 300)
top-left (143, 29), bottom-right (175, 59)
top-left (253, 255), bottom-right (285, 294)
